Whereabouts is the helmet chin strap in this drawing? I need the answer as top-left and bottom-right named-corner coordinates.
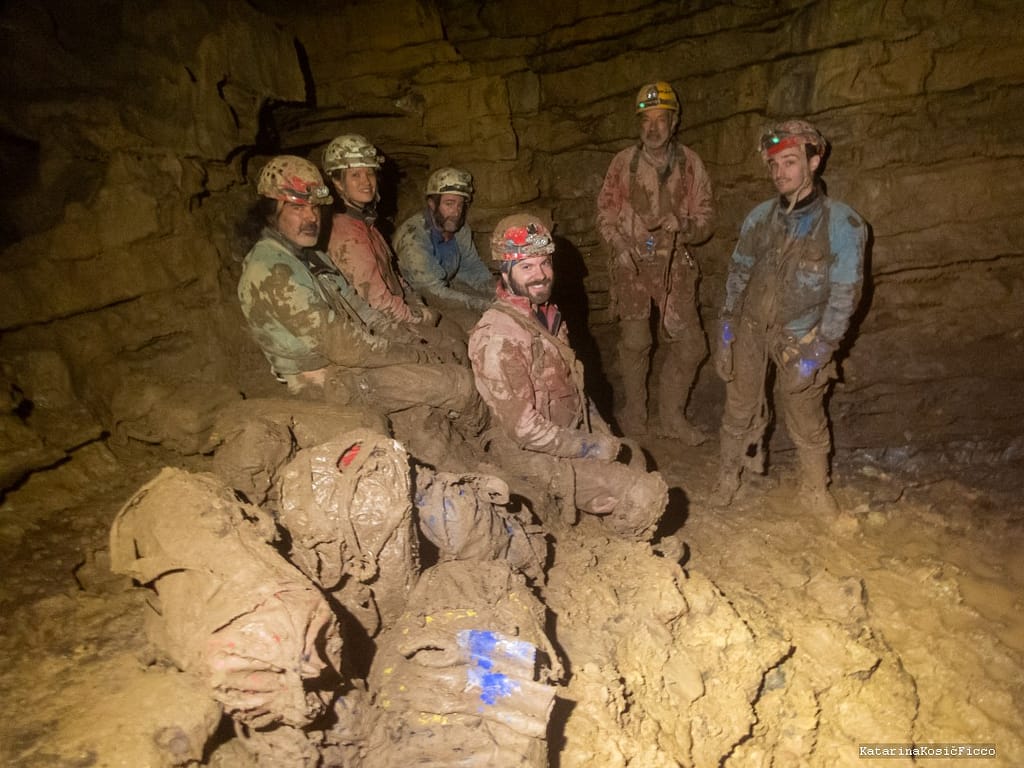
top-left (786, 175), bottom-right (814, 214)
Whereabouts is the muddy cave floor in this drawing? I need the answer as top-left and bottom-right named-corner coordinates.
top-left (0, 433), bottom-right (1021, 767)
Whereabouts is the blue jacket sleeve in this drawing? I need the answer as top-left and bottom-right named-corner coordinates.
top-left (819, 201), bottom-right (867, 345)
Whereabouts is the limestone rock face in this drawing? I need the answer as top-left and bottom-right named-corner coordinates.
top-left (0, 0), bottom-right (1021, 480)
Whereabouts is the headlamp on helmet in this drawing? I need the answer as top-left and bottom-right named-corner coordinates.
top-left (257, 155), bottom-right (333, 205)
top-left (491, 214), bottom-right (555, 270)
top-left (635, 81), bottom-right (680, 114)
top-left (759, 120), bottom-right (827, 162)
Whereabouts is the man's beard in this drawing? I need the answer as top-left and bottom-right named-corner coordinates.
top-left (432, 207), bottom-right (464, 234)
top-left (508, 273), bottom-right (553, 304)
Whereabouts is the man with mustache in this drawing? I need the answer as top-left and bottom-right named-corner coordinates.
top-left (393, 167), bottom-right (495, 332)
top-left (237, 155), bottom-right (486, 437)
top-left (597, 80), bottom-right (715, 445)
top-left (468, 214), bottom-right (668, 541)
top-left (710, 120), bottom-right (867, 517)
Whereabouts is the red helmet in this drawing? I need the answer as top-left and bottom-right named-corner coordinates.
top-left (490, 214), bottom-right (555, 266)
top-left (759, 119), bottom-right (827, 162)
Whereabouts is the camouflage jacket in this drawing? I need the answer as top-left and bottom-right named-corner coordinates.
top-left (468, 285), bottom-right (609, 457)
top-left (327, 206), bottom-right (421, 324)
top-left (393, 208), bottom-right (494, 311)
top-left (238, 227), bottom-right (420, 376)
top-left (722, 190), bottom-right (866, 348)
top-left (597, 142), bottom-right (714, 258)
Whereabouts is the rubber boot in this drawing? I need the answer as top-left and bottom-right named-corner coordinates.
top-left (707, 432), bottom-right (744, 508)
top-left (616, 321), bottom-right (651, 436)
top-left (654, 342), bottom-right (708, 445)
top-left (798, 450), bottom-right (840, 516)
top-left (656, 406), bottom-right (709, 446)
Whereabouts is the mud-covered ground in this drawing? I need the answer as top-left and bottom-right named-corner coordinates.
top-left (0, 435), bottom-right (1020, 767)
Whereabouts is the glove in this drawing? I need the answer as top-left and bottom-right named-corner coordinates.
top-left (722, 321), bottom-right (735, 345)
top-left (795, 338), bottom-right (833, 379)
top-left (714, 320), bottom-right (735, 382)
top-left (577, 433), bottom-right (621, 462)
top-left (414, 306), bottom-right (439, 327)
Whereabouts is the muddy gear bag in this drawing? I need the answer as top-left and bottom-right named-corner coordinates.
top-left (109, 468), bottom-right (343, 731)
top-left (414, 467), bottom-right (547, 584)
top-left (365, 560), bottom-right (560, 767)
top-left (277, 430), bottom-right (419, 637)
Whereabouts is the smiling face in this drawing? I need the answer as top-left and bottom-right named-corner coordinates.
top-left (274, 200), bottom-right (321, 248)
top-left (767, 145), bottom-right (821, 202)
top-left (639, 109), bottom-right (677, 154)
top-left (505, 254), bottom-right (554, 306)
top-left (334, 166), bottom-right (378, 207)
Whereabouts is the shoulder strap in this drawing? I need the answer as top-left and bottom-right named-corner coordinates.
top-left (487, 302), bottom-right (589, 431)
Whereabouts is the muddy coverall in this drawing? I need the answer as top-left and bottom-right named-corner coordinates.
top-left (596, 142), bottom-right (714, 435)
top-left (717, 190), bottom-right (866, 494)
top-left (329, 205), bottom-right (469, 356)
top-left (467, 285), bottom-right (666, 540)
top-left (393, 208), bottom-right (495, 328)
top-left (238, 227), bottom-right (483, 429)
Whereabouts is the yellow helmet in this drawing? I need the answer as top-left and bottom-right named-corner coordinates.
top-left (635, 81), bottom-right (679, 114)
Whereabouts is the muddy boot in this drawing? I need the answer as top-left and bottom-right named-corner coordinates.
top-left (655, 407), bottom-right (709, 446)
top-left (707, 433), bottom-right (744, 508)
top-left (615, 321), bottom-right (651, 436)
top-left (708, 464), bottom-right (741, 508)
top-left (798, 451), bottom-right (840, 516)
top-left (618, 394), bottom-right (648, 436)
top-left (653, 342), bottom-right (707, 445)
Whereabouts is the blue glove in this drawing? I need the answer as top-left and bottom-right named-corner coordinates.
top-left (578, 434), bottom-right (620, 461)
top-left (796, 339), bottom-right (832, 378)
top-left (721, 321), bottom-right (735, 346)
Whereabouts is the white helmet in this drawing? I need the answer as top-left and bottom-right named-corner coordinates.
top-left (426, 167), bottom-right (473, 199)
top-left (322, 134), bottom-right (382, 173)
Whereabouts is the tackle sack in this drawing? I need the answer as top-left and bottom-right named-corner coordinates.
top-left (365, 560), bottom-right (560, 767)
top-left (415, 467), bottom-right (547, 584)
top-left (277, 430), bottom-right (419, 637)
top-left (110, 468), bottom-right (343, 730)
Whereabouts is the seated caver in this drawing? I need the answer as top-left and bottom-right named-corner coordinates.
top-left (321, 135), bottom-right (469, 362)
top-left (393, 167), bottom-right (495, 333)
top-left (468, 213), bottom-right (669, 541)
top-left (109, 468), bottom-right (346, 764)
top-left (236, 155), bottom-right (487, 439)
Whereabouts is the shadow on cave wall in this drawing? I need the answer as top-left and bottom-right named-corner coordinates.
top-left (551, 235), bottom-right (615, 419)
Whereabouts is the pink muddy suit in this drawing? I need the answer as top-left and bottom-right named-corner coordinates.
top-left (468, 283), bottom-right (665, 540)
top-left (327, 205), bottom-right (419, 325)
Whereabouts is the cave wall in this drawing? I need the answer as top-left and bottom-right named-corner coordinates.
top-left (1, 0), bottom-right (1022, 486)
